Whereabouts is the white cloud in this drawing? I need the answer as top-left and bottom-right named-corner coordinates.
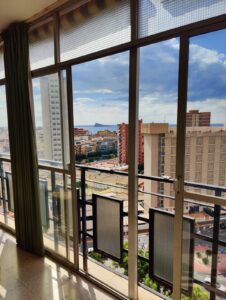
top-left (190, 44), bottom-right (226, 67)
top-left (187, 98), bottom-right (226, 125)
top-left (74, 88), bottom-right (113, 94)
top-left (75, 97), bottom-right (95, 104)
top-left (98, 55), bottom-right (129, 66)
top-left (166, 37), bottom-right (180, 50)
top-left (74, 100), bottom-right (128, 125)
top-left (139, 92), bottom-right (178, 124)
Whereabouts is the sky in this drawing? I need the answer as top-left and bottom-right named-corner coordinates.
top-left (2, 28), bottom-right (226, 128)
top-left (72, 29), bottom-right (226, 125)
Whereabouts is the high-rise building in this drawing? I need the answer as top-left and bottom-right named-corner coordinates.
top-left (40, 75), bottom-right (69, 163)
top-left (74, 128), bottom-right (89, 136)
top-left (143, 123), bottom-right (226, 211)
top-left (186, 110), bottom-right (211, 127)
top-left (118, 119), bottom-right (143, 165)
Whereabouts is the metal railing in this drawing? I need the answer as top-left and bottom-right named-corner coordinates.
top-left (0, 154), bottom-right (226, 299)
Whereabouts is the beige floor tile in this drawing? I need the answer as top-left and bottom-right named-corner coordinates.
top-left (0, 229), bottom-right (118, 300)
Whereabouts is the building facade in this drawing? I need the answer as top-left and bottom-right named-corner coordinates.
top-left (143, 123), bottom-right (226, 212)
top-left (186, 109), bottom-right (211, 127)
top-left (118, 119), bottom-right (143, 165)
top-left (40, 75), bottom-right (69, 163)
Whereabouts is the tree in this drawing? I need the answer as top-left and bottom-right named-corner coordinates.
top-left (144, 274), bottom-right (158, 291)
top-left (182, 285), bottom-right (209, 300)
top-left (202, 257), bottom-right (209, 265)
top-left (205, 249), bottom-right (212, 259)
top-left (88, 251), bottom-right (105, 264)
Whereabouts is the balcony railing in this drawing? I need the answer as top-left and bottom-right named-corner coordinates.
top-left (0, 153), bottom-right (226, 299)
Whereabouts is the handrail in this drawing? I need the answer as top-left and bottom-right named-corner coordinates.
top-left (1, 154), bottom-right (226, 196)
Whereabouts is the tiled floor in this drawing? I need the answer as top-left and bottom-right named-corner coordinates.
top-left (0, 229), bottom-right (117, 300)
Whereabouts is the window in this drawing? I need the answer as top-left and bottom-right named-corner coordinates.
top-left (196, 155), bottom-right (202, 162)
top-left (0, 86), bottom-right (10, 155)
top-left (32, 73), bottom-right (69, 165)
top-left (196, 137), bottom-right (203, 145)
top-left (208, 145), bottom-right (215, 154)
top-left (60, 0), bottom-right (131, 61)
top-left (139, 0), bottom-right (226, 38)
top-left (29, 19), bottom-right (54, 70)
top-left (196, 146), bottom-right (203, 154)
top-left (209, 137), bottom-right (215, 145)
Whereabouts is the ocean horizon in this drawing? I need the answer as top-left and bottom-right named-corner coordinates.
top-left (75, 123), bottom-right (225, 134)
top-left (76, 125), bottom-right (118, 134)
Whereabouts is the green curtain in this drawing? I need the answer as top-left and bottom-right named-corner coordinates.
top-left (2, 23), bottom-right (44, 256)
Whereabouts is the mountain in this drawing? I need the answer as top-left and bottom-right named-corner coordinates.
top-left (94, 123), bottom-right (108, 127)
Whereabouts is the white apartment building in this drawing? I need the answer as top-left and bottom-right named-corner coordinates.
top-left (40, 75), bottom-right (69, 163)
top-left (143, 123), bottom-right (226, 212)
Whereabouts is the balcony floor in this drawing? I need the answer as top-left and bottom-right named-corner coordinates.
top-left (0, 229), bottom-right (117, 300)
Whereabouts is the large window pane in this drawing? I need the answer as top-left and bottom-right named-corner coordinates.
top-left (138, 39), bottom-right (179, 298)
top-left (139, 0), bottom-right (226, 38)
top-left (72, 51), bottom-right (129, 297)
top-left (29, 19), bottom-right (54, 70)
top-left (184, 29), bottom-right (226, 299)
top-left (32, 73), bottom-right (69, 166)
top-left (0, 85), bottom-right (10, 155)
top-left (60, 0), bottom-right (131, 62)
top-left (186, 29), bottom-right (226, 194)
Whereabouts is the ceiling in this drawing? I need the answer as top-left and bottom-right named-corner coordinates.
top-left (0, 0), bottom-right (68, 32)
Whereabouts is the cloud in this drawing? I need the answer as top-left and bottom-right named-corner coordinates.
top-left (98, 55), bottom-right (129, 66)
top-left (19, 34), bottom-right (226, 127)
top-left (187, 98), bottom-right (226, 125)
top-left (74, 88), bottom-right (113, 94)
top-left (74, 99), bottom-right (128, 125)
top-left (189, 44), bottom-right (226, 67)
top-left (139, 92), bottom-right (178, 124)
top-left (75, 97), bottom-right (95, 103)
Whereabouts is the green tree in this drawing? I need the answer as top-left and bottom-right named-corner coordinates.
top-left (88, 251), bottom-right (105, 264)
top-left (202, 257), bottom-right (209, 265)
top-left (182, 285), bottom-right (209, 300)
top-left (144, 274), bottom-right (158, 291)
top-left (205, 249), bottom-right (212, 259)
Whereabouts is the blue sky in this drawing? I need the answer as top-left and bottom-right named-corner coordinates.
top-left (27, 28), bottom-right (226, 127)
top-left (72, 30), bottom-right (226, 126)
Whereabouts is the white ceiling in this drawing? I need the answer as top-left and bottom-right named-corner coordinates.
top-left (0, 0), bottom-right (63, 32)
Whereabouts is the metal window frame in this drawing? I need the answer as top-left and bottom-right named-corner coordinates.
top-left (92, 193), bottom-right (124, 263)
top-left (173, 34), bottom-right (189, 300)
top-left (26, 3), bottom-right (226, 300)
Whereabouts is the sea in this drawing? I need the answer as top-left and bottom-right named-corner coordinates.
top-left (75, 123), bottom-right (224, 135)
top-left (76, 125), bottom-right (118, 134)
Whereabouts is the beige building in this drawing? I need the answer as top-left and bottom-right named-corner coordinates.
top-left (143, 123), bottom-right (226, 212)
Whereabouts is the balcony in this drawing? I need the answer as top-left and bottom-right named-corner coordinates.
top-left (0, 154), bottom-right (225, 300)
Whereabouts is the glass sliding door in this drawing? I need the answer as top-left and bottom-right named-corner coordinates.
top-left (32, 71), bottom-right (75, 262)
top-left (181, 29), bottom-right (226, 300)
top-left (0, 84), bottom-right (14, 229)
top-left (138, 38), bottom-right (180, 299)
top-left (72, 51), bottom-right (129, 297)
